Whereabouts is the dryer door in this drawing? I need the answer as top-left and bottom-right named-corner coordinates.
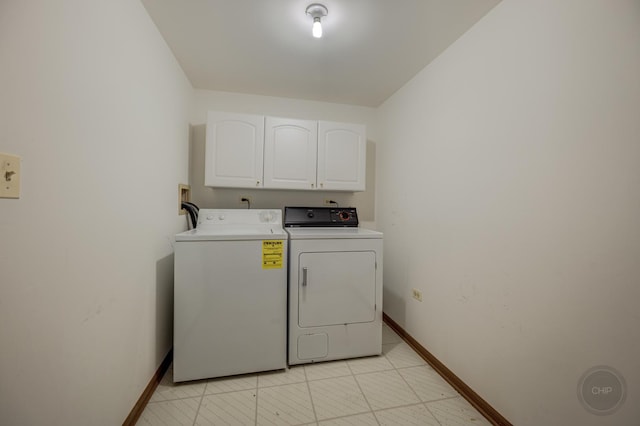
top-left (298, 250), bottom-right (376, 327)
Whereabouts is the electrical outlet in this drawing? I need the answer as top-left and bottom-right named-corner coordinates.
top-left (412, 288), bottom-right (423, 302)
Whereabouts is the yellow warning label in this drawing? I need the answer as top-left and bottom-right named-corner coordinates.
top-left (262, 240), bottom-right (283, 269)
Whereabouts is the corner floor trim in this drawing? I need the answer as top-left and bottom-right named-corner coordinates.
top-left (122, 349), bottom-right (173, 426)
top-left (383, 313), bottom-right (513, 426)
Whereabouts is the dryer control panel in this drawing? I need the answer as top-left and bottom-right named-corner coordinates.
top-left (284, 207), bottom-right (359, 227)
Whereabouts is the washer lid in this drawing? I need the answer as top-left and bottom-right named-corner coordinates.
top-left (176, 227), bottom-right (287, 241)
top-left (286, 227), bottom-right (382, 240)
top-left (176, 208), bottom-right (287, 241)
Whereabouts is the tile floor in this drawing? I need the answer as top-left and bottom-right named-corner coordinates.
top-left (137, 324), bottom-right (491, 426)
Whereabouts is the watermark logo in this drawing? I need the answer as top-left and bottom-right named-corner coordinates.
top-left (577, 366), bottom-right (626, 415)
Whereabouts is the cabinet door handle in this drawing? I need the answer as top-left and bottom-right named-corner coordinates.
top-left (256, 180), bottom-right (260, 186)
top-left (302, 267), bottom-right (308, 287)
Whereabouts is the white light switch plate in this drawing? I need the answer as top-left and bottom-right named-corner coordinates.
top-left (0, 152), bottom-right (21, 199)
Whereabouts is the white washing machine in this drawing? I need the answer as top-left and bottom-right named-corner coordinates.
top-left (285, 207), bottom-right (383, 365)
top-left (173, 209), bottom-right (287, 382)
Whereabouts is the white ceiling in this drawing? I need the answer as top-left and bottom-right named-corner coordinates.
top-left (141, 0), bottom-right (500, 107)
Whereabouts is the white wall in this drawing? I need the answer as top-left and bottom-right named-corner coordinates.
top-left (0, 1), bottom-right (192, 424)
top-left (190, 90), bottom-right (379, 224)
top-left (377, 0), bottom-right (640, 424)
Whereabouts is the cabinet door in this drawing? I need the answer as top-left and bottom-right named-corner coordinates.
top-left (298, 251), bottom-right (377, 327)
top-left (264, 117), bottom-right (318, 190)
top-left (205, 111), bottom-right (264, 188)
top-left (317, 121), bottom-right (366, 191)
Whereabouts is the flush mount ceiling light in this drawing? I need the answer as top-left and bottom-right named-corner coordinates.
top-left (306, 3), bottom-right (328, 38)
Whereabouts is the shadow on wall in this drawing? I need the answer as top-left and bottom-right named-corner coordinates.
top-left (187, 124), bottom-right (377, 223)
top-left (383, 285), bottom-right (406, 326)
top-left (155, 253), bottom-right (174, 365)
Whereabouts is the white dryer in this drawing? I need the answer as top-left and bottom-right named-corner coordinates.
top-left (285, 207), bottom-right (383, 365)
top-left (174, 209), bottom-right (287, 382)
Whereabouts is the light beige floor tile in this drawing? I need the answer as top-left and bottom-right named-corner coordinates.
top-left (347, 355), bottom-right (394, 375)
top-left (138, 397), bottom-right (200, 426)
top-left (195, 390), bottom-right (256, 425)
top-left (355, 370), bottom-right (419, 410)
top-left (318, 412), bottom-right (378, 425)
top-left (426, 397), bottom-right (491, 425)
top-left (382, 324), bottom-right (402, 344)
top-left (144, 335), bottom-right (493, 426)
top-left (205, 373), bottom-right (257, 395)
top-left (308, 376), bottom-right (370, 420)
top-left (398, 365), bottom-right (458, 402)
top-left (304, 360), bottom-right (352, 381)
top-left (150, 367), bottom-right (206, 402)
top-left (382, 342), bottom-right (426, 369)
top-left (375, 404), bottom-right (441, 426)
top-left (257, 382), bottom-right (316, 425)
top-left (258, 366), bottom-right (306, 388)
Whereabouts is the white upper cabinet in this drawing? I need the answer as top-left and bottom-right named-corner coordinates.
top-left (204, 111), bottom-right (366, 191)
top-left (264, 117), bottom-right (318, 190)
top-left (205, 111), bottom-right (264, 188)
top-left (317, 121), bottom-right (366, 191)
